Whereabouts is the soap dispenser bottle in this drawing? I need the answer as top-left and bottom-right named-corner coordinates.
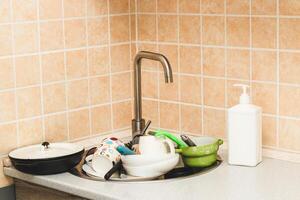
top-left (228, 84), bottom-right (262, 166)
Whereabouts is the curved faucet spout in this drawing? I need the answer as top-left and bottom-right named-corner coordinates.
top-left (134, 51), bottom-right (173, 83)
top-left (132, 51), bottom-right (173, 139)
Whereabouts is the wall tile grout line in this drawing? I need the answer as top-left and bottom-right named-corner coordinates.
top-left (0, 41), bottom-right (131, 60)
top-left (4, 39), bottom-right (300, 61)
top-left (3, 91), bottom-right (300, 130)
top-left (177, 0), bottom-right (182, 135)
top-left (0, 98), bottom-right (132, 127)
top-left (129, 0), bottom-right (133, 121)
top-left (0, 70), bottom-right (132, 95)
top-left (0, 13), bottom-right (132, 26)
top-left (155, 0), bottom-right (160, 129)
top-left (84, 0), bottom-right (93, 137)
top-left (0, 126), bottom-right (131, 158)
top-left (9, 0), bottom-right (19, 147)
top-left (134, 0), bottom-right (138, 54)
top-left (36, 0), bottom-right (46, 142)
top-left (107, 0), bottom-right (114, 133)
top-left (276, 0), bottom-right (280, 148)
top-left (249, 0), bottom-right (253, 98)
top-left (133, 38), bottom-right (300, 54)
top-left (200, 0), bottom-right (204, 136)
top-left (2, 11), bottom-right (300, 23)
top-left (133, 11), bottom-right (300, 19)
top-left (224, 0), bottom-right (228, 133)
top-left (61, 0), bottom-right (70, 141)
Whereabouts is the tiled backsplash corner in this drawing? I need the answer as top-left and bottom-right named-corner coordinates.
top-left (2, 0), bottom-right (300, 187)
top-left (135, 0), bottom-right (300, 155)
top-left (0, 0), bottom-right (134, 183)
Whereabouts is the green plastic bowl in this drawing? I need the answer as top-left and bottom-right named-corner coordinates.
top-left (182, 153), bottom-right (218, 167)
top-left (176, 137), bottom-right (223, 157)
top-left (176, 137), bottom-right (223, 167)
top-left (152, 130), bottom-right (223, 168)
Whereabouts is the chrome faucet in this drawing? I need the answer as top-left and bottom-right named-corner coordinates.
top-left (132, 51), bottom-right (173, 140)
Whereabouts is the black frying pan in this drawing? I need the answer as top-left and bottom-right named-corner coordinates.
top-left (9, 142), bottom-right (84, 175)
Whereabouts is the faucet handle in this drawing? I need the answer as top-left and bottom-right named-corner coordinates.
top-left (126, 120), bottom-right (152, 150)
top-left (141, 120), bottom-right (151, 135)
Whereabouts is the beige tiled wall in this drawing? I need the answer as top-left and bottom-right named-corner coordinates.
top-left (133, 0), bottom-right (300, 155)
top-left (0, 0), bottom-right (134, 187)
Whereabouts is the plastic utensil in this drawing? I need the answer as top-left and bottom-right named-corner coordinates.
top-left (128, 120), bottom-right (152, 151)
top-left (104, 160), bottom-right (122, 180)
top-left (152, 130), bottom-right (188, 148)
top-left (119, 165), bottom-right (127, 179)
top-left (180, 135), bottom-right (196, 147)
top-left (116, 145), bottom-right (135, 155)
top-left (141, 120), bottom-right (151, 135)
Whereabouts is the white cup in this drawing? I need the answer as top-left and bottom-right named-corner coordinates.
top-left (139, 135), bottom-right (175, 156)
top-left (92, 144), bottom-right (121, 176)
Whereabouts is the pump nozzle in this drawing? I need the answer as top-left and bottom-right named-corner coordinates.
top-left (234, 84), bottom-right (250, 104)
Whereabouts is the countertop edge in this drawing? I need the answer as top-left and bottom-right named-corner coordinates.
top-left (4, 167), bottom-right (118, 200)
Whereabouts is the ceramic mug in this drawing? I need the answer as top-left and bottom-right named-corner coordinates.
top-left (102, 137), bottom-right (135, 155)
top-left (92, 143), bottom-right (121, 175)
top-left (102, 137), bottom-right (124, 148)
top-left (139, 135), bottom-right (175, 156)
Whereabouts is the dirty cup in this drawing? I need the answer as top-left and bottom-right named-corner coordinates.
top-left (139, 135), bottom-right (175, 156)
top-left (92, 144), bottom-right (121, 176)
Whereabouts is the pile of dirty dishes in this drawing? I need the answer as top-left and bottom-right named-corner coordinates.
top-left (82, 137), bottom-right (127, 180)
top-left (82, 136), bottom-right (179, 180)
top-left (121, 135), bottom-right (179, 177)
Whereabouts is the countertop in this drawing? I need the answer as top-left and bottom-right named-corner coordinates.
top-left (4, 154), bottom-right (300, 200)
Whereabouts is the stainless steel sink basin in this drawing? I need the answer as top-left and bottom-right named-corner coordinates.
top-left (69, 150), bottom-right (222, 183)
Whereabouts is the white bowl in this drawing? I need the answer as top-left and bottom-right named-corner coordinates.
top-left (190, 136), bottom-right (218, 146)
top-left (121, 153), bottom-right (175, 167)
top-left (123, 154), bottom-right (179, 177)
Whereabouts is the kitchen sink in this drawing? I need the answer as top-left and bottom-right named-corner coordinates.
top-left (69, 150), bottom-right (222, 183)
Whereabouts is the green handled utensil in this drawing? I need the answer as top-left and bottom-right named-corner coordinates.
top-left (149, 130), bottom-right (223, 168)
top-left (150, 130), bottom-right (188, 148)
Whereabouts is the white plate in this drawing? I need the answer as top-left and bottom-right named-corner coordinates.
top-left (82, 164), bottom-right (158, 181)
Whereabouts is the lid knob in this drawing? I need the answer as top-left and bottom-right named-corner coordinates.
top-left (42, 141), bottom-right (50, 150)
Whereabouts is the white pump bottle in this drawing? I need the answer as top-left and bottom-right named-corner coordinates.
top-left (228, 84), bottom-right (262, 166)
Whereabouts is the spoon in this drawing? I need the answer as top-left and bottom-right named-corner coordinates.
top-left (180, 135), bottom-right (197, 147)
